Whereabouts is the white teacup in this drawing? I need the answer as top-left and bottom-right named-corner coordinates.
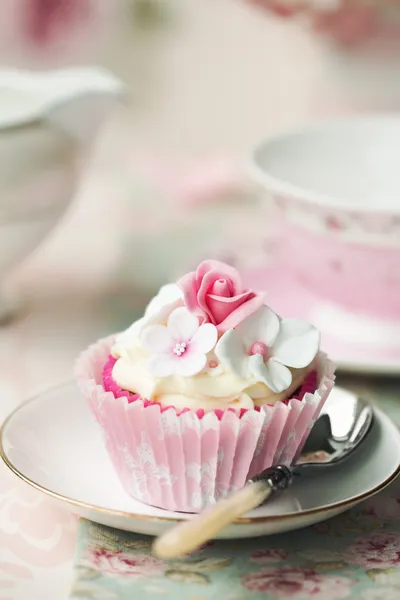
top-left (251, 116), bottom-right (400, 323)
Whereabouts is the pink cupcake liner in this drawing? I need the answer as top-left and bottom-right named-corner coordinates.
top-left (75, 336), bottom-right (336, 513)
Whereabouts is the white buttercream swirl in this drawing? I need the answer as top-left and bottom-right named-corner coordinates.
top-left (111, 334), bottom-right (311, 411)
top-left (110, 282), bottom-right (316, 411)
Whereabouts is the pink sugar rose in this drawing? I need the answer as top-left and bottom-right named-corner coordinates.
top-left (178, 260), bottom-right (264, 333)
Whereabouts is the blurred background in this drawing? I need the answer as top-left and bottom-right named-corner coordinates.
top-left (2, 3), bottom-right (400, 598)
top-left (0, 0), bottom-right (399, 404)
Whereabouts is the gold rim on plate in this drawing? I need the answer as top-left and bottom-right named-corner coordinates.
top-left (1, 386), bottom-right (399, 525)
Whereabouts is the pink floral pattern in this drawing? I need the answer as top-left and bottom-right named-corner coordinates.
top-left (67, 467), bottom-right (400, 599)
top-left (84, 547), bottom-right (164, 579)
top-left (250, 548), bottom-right (289, 563)
top-left (242, 566), bottom-right (354, 598)
top-left (364, 495), bottom-right (400, 521)
top-left (345, 532), bottom-right (400, 569)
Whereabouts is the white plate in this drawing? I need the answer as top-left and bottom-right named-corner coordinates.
top-left (1, 382), bottom-right (399, 539)
top-left (244, 267), bottom-right (400, 375)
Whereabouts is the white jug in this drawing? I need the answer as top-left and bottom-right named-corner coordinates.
top-left (0, 67), bottom-right (124, 319)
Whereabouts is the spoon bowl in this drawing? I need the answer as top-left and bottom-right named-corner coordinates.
top-left (298, 389), bottom-right (374, 467)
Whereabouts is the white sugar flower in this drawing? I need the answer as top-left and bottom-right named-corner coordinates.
top-left (141, 307), bottom-right (218, 378)
top-left (145, 283), bottom-right (183, 319)
top-left (112, 284), bottom-right (183, 357)
top-left (215, 306), bottom-right (320, 393)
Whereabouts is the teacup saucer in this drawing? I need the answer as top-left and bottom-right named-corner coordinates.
top-left (244, 267), bottom-right (400, 375)
top-left (1, 383), bottom-right (399, 539)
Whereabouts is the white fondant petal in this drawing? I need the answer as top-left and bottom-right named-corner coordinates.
top-left (112, 318), bottom-right (145, 357)
top-left (147, 354), bottom-right (176, 378)
top-left (141, 324), bottom-right (172, 354)
top-left (167, 307), bottom-right (199, 342)
top-left (215, 329), bottom-right (248, 379)
top-left (174, 353), bottom-right (207, 377)
top-left (267, 359), bottom-right (293, 393)
top-left (248, 354), bottom-right (273, 388)
top-left (235, 305), bottom-right (280, 349)
top-left (248, 354), bottom-right (292, 393)
top-left (113, 287), bottom-right (184, 359)
top-left (191, 323), bottom-right (218, 354)
top-left (145, 284), bottom-right (182, 317)
top-left (153, 299), bottom-right (184, 326)
top-left (272, 319), bottom-right (320, 368)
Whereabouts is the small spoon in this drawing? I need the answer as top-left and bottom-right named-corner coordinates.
top-left (153, 388), bottom-right (374, 559)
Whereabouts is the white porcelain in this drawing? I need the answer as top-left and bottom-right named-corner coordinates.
top-left (252, 115), bottom-right (400, 217)
top-left (1, 382), bottom-right (399, 539)
top-left (251, 116), bottom-right (400, 325)
top-left (0, 67), bottom-right (124, 319)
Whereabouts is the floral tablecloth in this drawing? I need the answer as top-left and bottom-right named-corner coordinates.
top-left (1, 319), bottom-right (400, 600)
top-left (1, 284), bottom-right (400, 600)
top-left (70, 480), bottom-right (400, 600)
top-left (63, 376), bottom-right (400, 600)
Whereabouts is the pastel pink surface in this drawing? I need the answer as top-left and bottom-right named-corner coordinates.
top-left (243, 266), bottom-right (400, 365)
top-left (272, 218), bottom-right (400, 319)
top-left (75, 337), bottom-right (335, 512)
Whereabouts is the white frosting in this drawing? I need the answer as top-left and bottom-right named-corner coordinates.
top-left (110, 272), bottom-right (319, 412)
top-left (111, 338), bottom-right (311, 411)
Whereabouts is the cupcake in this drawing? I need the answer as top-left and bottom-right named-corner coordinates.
top-left (75, 260), bottom-right (335, 512)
